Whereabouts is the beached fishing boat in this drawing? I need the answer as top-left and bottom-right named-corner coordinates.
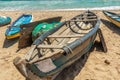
top-left (13, 11), bottom-right (100, 80)
top-left (103, 10), bottom-right (120, 28)
top-left (18, 16), bottom-right (62, 48)
top-left (5, 14), bottom-right (32, 39)
top-left (0, 16), bottom-right (11, 26)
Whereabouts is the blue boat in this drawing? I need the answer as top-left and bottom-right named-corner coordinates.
top-left (5, 14), bottom-right (32, 39)
top-left (103, 10), bottom-right (120, 28)
top-left (13, 11), bottom-right (100, 79)
top-left (0, 16), bottom-right (11, 26)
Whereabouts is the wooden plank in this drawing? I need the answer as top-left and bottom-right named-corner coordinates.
top-left (48, 34), bottom-right (83, 38)
top-left (68, 19), bottom-right (97, 22)
top-left (37, 45), bottom-right (63, 49)
top-left (78, 16), bottom-right (97, 19)
top-left (97, 29), bottom-right (107, 53)
top-left (25, 45), bottom-right (37, 61)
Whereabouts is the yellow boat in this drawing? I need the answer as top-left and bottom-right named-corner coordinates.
top-left (103, 10), bottom-right (120, 28)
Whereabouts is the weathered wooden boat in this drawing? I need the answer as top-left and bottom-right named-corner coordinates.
top-left (0, 16), bottom-right (11, 27)
top-left (13, 11), bottom-right (100, 80)
top-left (5, 14), bottom-right (32, 39)
top-left (18, 16), bottom-right (62, 48)
top-left (103, 10), bottom-right (120, 28)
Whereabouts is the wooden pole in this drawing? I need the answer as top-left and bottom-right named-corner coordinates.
top-left (97, 29), bottom-right (107, 53)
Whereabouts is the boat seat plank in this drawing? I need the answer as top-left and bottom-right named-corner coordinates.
top-left (68, 19), bottom-right (97, 22)
top-left (37, 45), bottom-right (63, 49)
top-left (48, 34), bottom-right (83, 38)
top-left (78, 16), bottom-right (97, 19)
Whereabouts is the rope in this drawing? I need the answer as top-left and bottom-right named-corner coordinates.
top-left (63, 45), bottom-right (73, 54)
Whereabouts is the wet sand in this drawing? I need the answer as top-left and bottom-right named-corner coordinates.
top-left (0, 10), bottom-right (120, 80)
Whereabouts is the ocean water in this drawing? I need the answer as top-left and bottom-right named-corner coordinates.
top-left (0, 0), bottom-right (120, 11)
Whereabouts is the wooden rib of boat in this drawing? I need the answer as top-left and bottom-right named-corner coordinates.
top-left (5, 14), bottom-right (32, 39)
top-left (103, 10), bottom-right (120, 28)
top-left (13, 11), bottom-right (100, 79)
top-left (18, 16), bottom-right (62, 48)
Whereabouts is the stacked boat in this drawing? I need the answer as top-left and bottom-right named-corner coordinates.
top-left (13, 11), bottom-right (100, 80)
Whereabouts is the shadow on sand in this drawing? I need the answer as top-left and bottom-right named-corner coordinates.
top-left (91, 40), bottom-right (105, 52)
top-left (101, 19), bottom-right (120, 35)
top-left (3, 38), bottom-right (19, 48)
top-left (54, 41), bottom-right (103, 80)
top-left (54, 52), bottom-right (90, 80)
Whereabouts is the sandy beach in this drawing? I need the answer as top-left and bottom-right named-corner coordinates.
top-left (0, 10), bottom-right (120, 80)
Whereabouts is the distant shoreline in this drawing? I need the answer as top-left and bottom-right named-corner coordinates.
top-left (0, 6), bottom-right (120, 11)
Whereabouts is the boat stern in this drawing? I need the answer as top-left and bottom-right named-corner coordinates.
top-left (13, 57), bottom-right (28, 78)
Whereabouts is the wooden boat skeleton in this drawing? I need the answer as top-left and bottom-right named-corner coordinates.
top-left (24, 11), bottom-right (99, 63)
top-left (14, 11), bottom-right (100, 78)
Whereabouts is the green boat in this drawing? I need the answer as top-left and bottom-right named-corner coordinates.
top-left (0, 16), bottom-right (11, 27)
top-left (13, 11), bottom-right (100, 80)
top-left (18, 17), bottom-right (62, 48)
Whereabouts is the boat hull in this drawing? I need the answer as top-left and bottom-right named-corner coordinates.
top-left (28, 33), bottom-right (97, 77)
top-left (13, 11), bottom-right (100, 79)
top-left (0, 16), bottom-right (11, 27)
top-left (28, 16), bottom-right (100, 77)
top-left (103, 11), bottom-right (120, 28)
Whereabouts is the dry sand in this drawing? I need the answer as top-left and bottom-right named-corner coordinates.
top-left (0, 10), bottom-right (120, 80)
